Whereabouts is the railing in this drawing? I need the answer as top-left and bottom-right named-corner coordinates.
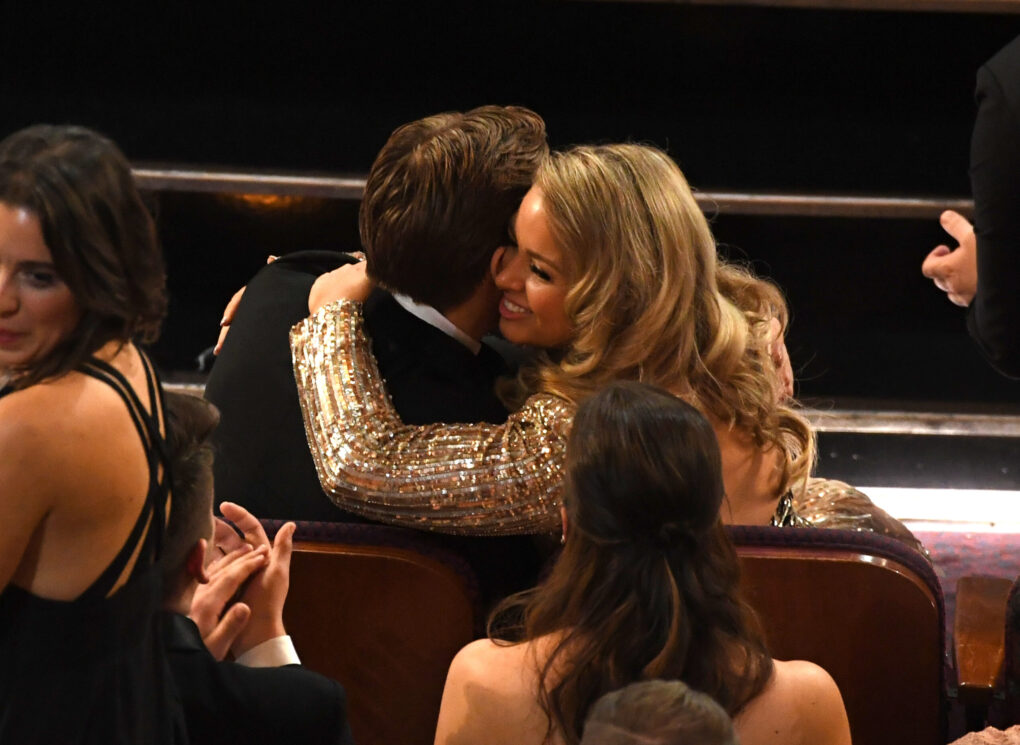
top-left (163, 381), bottom-right (1020, 438)
top-left (582, 0), bottom-right (1020, 13)
top-left (807, 409), bottom-right (1020, 437)
top-left (133, 166), bottom-right (973, 219)
top-left (133, 167), bottom-right (366, 200)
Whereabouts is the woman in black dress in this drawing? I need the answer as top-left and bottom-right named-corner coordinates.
top-left (0, 125), bottom-right (184, 743)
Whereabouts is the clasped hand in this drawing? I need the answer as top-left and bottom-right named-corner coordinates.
top-left (214, 253), bottom-right (371, 354)
top-left (189, 502), bottom-right (296, 661)
top-left (308, 260), bottom-right (374, 313)
top-left (922, 209), bottom-right (978, 307)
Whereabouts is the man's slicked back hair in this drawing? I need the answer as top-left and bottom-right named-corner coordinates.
top-left (360, 105), bottom-right (547, 312)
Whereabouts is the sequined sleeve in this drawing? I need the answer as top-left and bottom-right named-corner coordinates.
top-left (793, 477), bottom-right (928, 555)
top-left (290, 300), bottom-right (572, 535)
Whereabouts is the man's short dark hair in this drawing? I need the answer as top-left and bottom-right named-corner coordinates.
top-left (162, 392), bottom-right (220, 593)
top-left (580, 680), bottom-right (737, 745)
top-left (360, 105), bottom-right (547, 312)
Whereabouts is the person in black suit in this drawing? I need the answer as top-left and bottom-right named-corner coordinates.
top-left (161, 391), bottom-right (353, 745)
top-left (922, 35), bottom-right (1020, 379)
top-left (205, 106), bottom-right (550, 603)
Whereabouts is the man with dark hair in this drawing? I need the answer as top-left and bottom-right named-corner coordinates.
top-left (580, 680), bottom-right (737, 745)
top-left (205, 106), bottom-right (548, 602)
top-left (360, 108), bottom-right (547, 314)
top-left (161, 392), bottom-right (353, 745)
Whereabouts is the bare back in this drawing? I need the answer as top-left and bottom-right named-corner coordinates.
top-left (434, 639), bottom-right (850, 745)
top-left (0, 340), bottom-right (165, 600)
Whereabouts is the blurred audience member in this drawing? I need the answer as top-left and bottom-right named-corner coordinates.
top-left (952, 726), bottom-right (1020, 745)
top-left (580, 680), bottom-right (736, 745)
top-left (922, 35), bottom-right (1020, 378)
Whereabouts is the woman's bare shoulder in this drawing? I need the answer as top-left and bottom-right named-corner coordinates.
top-left (0, 374), bottom-right (96, 442)
top-left (736, 659), bottom-right (851, 745)
top-left (448, 638), bottom-right (536, 690)
top-left (0, 372), bottom-right (129, 485)
top-left (436, 638), bottom-right (552, 745)
top-left (0, 382), bottom-right (71, 451)
top-left (771, 658), bottom-right (845, 701)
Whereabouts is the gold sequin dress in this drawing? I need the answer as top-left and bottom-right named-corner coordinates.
top-left (291, 300), bottom-right (570, 535)
top-left (794, 477), bottom-right (926, 552)
top-left (291, 300), bottom-right (921, 551)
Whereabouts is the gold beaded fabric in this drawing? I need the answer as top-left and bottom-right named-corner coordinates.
top-left (290, 300), bottom-right (570, 535)
top-left (291, 301), bottom-right (923, 549)
top-left (794, 477), bottom-right (926, 553)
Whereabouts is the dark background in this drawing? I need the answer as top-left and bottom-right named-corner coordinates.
top-left (2, 2), bottom-right (1018, 404)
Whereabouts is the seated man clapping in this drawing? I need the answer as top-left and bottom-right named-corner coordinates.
top-left (160, 392), bottom-right (353, 745)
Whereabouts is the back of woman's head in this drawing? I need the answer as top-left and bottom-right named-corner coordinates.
top-left (491, 381), bottom-right (772, 744)
top-left (530, 143), bottom-right (813, 499)
top-left (566, 381), bottom-right (724, 548)
top-left (0, 125), bottom-right (166, 386)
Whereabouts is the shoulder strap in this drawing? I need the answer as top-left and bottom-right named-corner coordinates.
top-left (76, 349), bottom-right (171, 599)
top-left (136, 349), bottom-right (171, 558)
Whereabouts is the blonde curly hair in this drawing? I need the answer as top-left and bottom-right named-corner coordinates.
top-left (515, 144), bottom-right (813, 497)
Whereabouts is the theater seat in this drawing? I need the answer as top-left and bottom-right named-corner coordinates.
top-left (1005, 576), bottom-right (1020, 724)
top-left (728, 526), bottom-right (947, 745)
top-left (262, 520), bottom-right (480, 745)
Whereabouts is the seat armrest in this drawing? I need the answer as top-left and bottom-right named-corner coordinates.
top-left (955, 575), bottom-right (1013, 708)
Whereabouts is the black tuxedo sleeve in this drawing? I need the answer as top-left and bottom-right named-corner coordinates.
top-left (967, 37), bottom-right (1020, 379)
top-left (165, 615), bottom-right (353, 745)
top-left (205, 251), bottom-right (367, 520)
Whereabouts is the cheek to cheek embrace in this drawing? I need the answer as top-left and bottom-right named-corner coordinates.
top-left (491, 187), bottom-right (574, 350)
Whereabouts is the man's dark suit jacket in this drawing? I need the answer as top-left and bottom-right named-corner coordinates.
top-left (204, 251), bottom-right (544, 603)
top-left (968, 35), bottom-right (1020, 378)
top-left (163, 613), bottom-right (353, 745)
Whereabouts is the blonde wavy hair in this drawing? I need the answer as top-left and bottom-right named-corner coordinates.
top-left (518, 143), bottom-right (814, 497)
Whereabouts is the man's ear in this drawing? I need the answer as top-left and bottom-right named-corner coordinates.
top-left (187, 539), bottom-right (211, 584)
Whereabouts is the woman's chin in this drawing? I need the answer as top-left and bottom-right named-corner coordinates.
top-left (497, 319), bottom-right (526, 345)
top-left (498, 321), bottom-right (539, 348)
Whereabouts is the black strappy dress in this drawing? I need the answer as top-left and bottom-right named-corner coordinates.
top-left (0, 351), bottom-right (186, 744)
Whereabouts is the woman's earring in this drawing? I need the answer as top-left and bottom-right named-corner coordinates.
top-left (559, 532), bottom-right (566, 546)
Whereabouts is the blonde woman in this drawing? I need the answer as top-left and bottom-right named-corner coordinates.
top-left (292, 143), bottom-right (915, 546)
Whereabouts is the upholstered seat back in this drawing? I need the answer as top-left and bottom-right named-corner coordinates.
top-left (1006, 576), bottom-right (1020, 724)
top-left (263, 520), bottom-right (480, 745)
top-left (729, 526), bottom-right (946, 745)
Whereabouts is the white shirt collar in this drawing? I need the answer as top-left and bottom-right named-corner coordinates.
top-left (391, 292), bottom-right (482, 355)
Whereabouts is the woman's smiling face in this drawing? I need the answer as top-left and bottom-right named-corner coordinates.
top-left (0, 202), bottom-right (80, 373)
top-left (491, 186), bottom-right (573, 349)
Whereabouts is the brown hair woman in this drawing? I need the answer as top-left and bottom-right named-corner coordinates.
top-left (0, 125), bottom-right (182, 743)
top-left (433, 381), bottom-right (851, 745)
